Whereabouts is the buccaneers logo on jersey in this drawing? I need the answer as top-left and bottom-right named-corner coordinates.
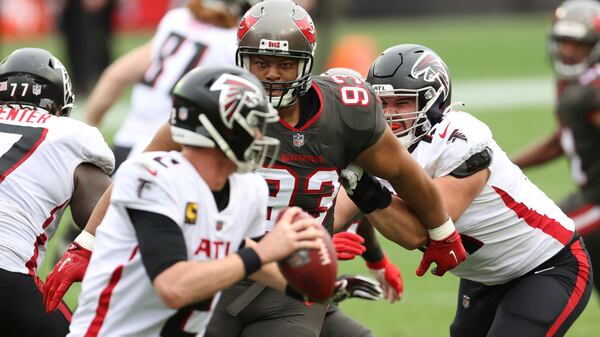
top-left (210, 74), bottom-right (264, 128)
top-left (411, 51), bottom-right (450, 101)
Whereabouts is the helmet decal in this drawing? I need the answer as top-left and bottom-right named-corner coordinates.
top-left (292, 14), bottom-right (317, 45)
top-left (210, 73), bottom-right (263, 128)
top-left (237, 11), bottom-right (261, 41)
top-left (411, 51), bottom-right (450, 101)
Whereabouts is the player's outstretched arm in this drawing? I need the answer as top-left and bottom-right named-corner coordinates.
top-left (44, 163), bottom-right (112, 312)
top-left (84, 42), bottom-right (152, 127)
top-left (512, 129), bottom-right (563, 169)
top-left (354, 127), bottom-right (448, 231)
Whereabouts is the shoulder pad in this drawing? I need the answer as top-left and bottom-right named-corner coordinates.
top-left (449, 146), bottom-right (493, 178)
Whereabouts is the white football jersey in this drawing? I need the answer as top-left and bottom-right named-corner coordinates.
top-left (0, 106), bottom-right (114, 275)
top-left (383, 111), bottom-right (574, 285)
top-left (114, 7), bottom-right (238, 148)
top-left (68, 151), bottom-right (267, 337)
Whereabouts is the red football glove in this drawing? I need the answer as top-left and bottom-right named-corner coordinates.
top-left (332, 232), bottom-right (365, 260)
top-left (44, 241), bottom-right (92, 312)
top-left (366, 254), bottom-right (403, 303)
top-left (417, 230), bottom-right (466, 277)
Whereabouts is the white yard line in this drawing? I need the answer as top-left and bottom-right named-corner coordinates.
top-left (69, 75), bottom-right (556, 132)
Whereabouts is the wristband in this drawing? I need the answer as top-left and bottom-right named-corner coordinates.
top-left (427, 217), bottom-right (455, 241)
top-left (237, 247), bottom-right (262, 277)
top-left (74, 230), bottom-right (95, 250)
top-left (365, 253), bottom-right (388, 269)
top-left (362, 247), bottom-right (385, 264)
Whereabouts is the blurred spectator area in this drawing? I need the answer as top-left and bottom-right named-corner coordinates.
top-left (1, 0), bottom-right (565, 41)
top-left (1, 0), bottom-right (171, 39)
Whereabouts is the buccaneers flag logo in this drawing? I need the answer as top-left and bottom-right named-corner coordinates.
top-left (411, 51), bottom-right (450, 101)
top-left (210, 74), bottom-right (263, 128)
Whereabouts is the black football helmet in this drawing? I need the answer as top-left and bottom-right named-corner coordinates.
top-left (170, 65), bottom-right (280, 173)
top-left (0, 48), bottom-right (74, 116)
top-left (236, 0), bottom-right (317, 108)
top-left (367, 44), bottom-right (451, 147)
top-left (549, 0), bottom-right (600, 79)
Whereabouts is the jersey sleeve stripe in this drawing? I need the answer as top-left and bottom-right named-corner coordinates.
top-left (24, 199), bottom-right (69, 273)
top-left (84, 246), bottom-right (138, 337)
top-left (492, 186), bottom-right (574, 245)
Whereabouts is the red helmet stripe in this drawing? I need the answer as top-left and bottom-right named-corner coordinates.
top-left (294, 16), bottom-right (317, 45)
top-left (237, 14), bottom-right (260, 41)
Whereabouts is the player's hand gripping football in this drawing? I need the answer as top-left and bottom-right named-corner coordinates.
top-left (44, 231), bottom-right (95, 312)
top-left (255, 207), bottom-right (322, 263)
top-left (417, 220), bottom-right (467, 277)
top-left (366, 254), bottom-right (403, 303)
top-left (325, 275), bottom-right (383, 305)
top-left (332, 232), bottom-right (366, 260)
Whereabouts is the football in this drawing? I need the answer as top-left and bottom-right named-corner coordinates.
top-left (277, 209), bottom-right (338, 301)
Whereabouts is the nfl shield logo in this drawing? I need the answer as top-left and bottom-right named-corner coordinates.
top-left (32, 84), bottom-right (42, 96)
top-left (216, 220), bottom-right (224, 231)
top-left (293, 133), bottom-right (304, 147)
top-left (462, 294), bottom-right (470, 309)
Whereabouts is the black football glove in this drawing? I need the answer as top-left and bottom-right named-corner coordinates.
top-left (340, 164), bottom-right (392, 214)
top-left (325, 275), bottom-right (383, 305)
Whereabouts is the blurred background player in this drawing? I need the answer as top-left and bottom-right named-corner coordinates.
top-left (67, 65), bottom-right (326, 337)
top-left (59, 0), bottom-right (116, 96)
top-left (84, 0), bottom-right (253, 172)
top-left (513, 0), bottom-right (600, 302)
top-left (340, 43), bottom-right (592, 336)
top-left (0, 48), bottom-right (114, 337)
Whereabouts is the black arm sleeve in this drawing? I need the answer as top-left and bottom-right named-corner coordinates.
top-left (126, 208), bottom-right (188, 281)
top-left (449, 147), bottom-right (493, 178)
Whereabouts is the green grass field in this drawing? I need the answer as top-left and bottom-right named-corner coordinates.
top-left (4, 13), bottom-right (599, 337)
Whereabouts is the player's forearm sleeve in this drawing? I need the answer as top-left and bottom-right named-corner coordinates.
top-left (127, 208), bottom-right (187, 281)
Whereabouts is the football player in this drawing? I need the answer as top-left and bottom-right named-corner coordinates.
top-left (47, 1), bottom-right (466, 336)
top-left (319, 67), bottom-right (404, 306)
top-left (0, 48), bottom-right (114, 337)
top-left (513, 0), bottom-right (600, 300)
top-left (341, 43), bottom-right (592, 336)
top-left (85, 0), bottom-right (256, 170)
top-left (204, 1), bottom-right (463, 336)
top-left (67, 65), bottom-right (325, 337)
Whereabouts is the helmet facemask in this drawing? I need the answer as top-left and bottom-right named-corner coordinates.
top-left (375, 85), bottom-right (443, 147)
top-left (237, 47), bottom-right (313, 109)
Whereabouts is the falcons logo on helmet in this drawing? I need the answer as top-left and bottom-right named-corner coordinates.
top-left (210, 74), bottom-right (263, 128)
top-left (411, 51), bottom-right (450, 100)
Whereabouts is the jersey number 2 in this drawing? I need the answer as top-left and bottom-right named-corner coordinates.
top-left (0, 124), bottom-right (47, 183)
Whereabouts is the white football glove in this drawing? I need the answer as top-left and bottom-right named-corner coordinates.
top-left (340, 163), bottom-right (364, 195)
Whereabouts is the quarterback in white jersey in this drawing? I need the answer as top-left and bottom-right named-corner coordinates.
top-left (85, 0), bottom-right (248, 170)
top-left (0, 48), bottom-right (114, 337)
top-left (339, 44), bottom-right (592, 337)
top-left (68, 66), bottom-right (324, 337)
